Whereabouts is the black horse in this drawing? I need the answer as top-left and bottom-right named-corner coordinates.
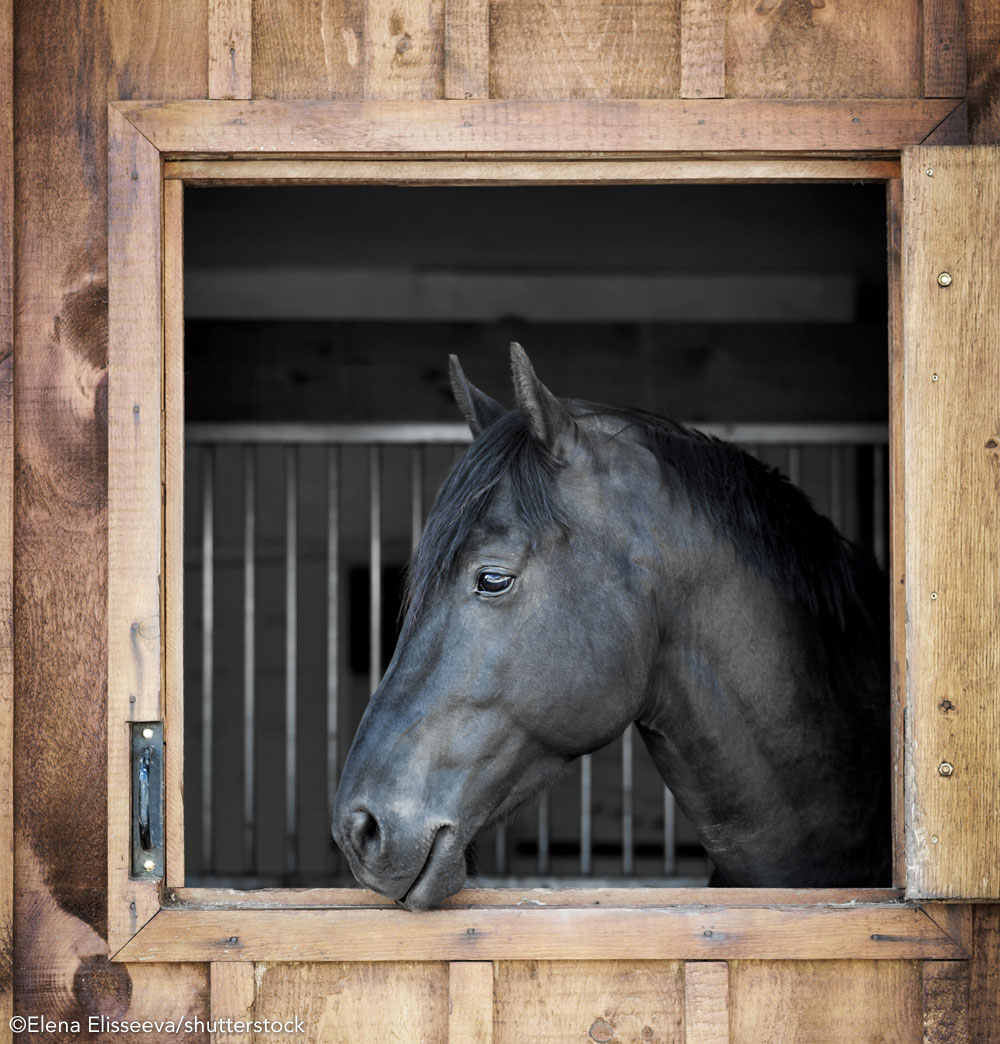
top-left (333, 344), bottom-right (889, 909)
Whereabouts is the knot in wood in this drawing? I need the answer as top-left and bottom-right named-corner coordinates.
top-left (589, 1020), bottom-right (614, 1043)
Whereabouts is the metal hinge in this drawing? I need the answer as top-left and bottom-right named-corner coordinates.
top-left (131, 722), bottom-right (164, 879)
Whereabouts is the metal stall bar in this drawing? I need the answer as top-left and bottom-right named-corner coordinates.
top-left (410, 447), bottom-right (424, 553)
top-left (285, 446), bottom-right (298, 875)
top-left (580, 754), bottom-right (592, 875)
top-left (663, 787), bottom-right (676, 875)
top-left (622, 727), bottom-right (634, 875)
top-left (327, 446), bottom-right (340, 870)
top-left (243, 447), bottom-right (256, 871)
top-left (369, 447), bottom-right (382, 698)
top-left (787, 445), bottom-right (801, 486)
top-left (201, 446), bottom-right (214, 871)
top-left (537, 793), bottom-right (550, 874)
top-left (873, 444), bottom-right (887, 569)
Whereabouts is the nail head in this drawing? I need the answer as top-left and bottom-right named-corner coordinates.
top-left (937, 271), bottom-right (953, 287)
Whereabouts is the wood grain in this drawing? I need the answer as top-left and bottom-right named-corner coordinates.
top-left (922, 961), bottom-right (970, 1044)
top-left (444, 0), bottom-right (489, 98)
top-left (969, 905), bottom-right (1000, 1044)
top-left (163, 179), bottom-right (185, 888)
top-left (902, 147), bottom-right (1000, 900)
top-left (730, 960), bottom-right (922, 1043)
top-left (494, 960), bottom-right (684, 1044)
top-left (210, 962), bottom-right (255, 1042)
top-left (107, 104), bottom-right (165, 950)
top-left (165, 156), bottom-right (902, 184)
top-left (116, 97), bottom-right (959, 154)
top-left (113, 905), bottom-right (965, 963)
top-left (253, 961), bottom-right (449, 1043)
top-left (489, 0), bottom-right (681, 99)
top-left (209, 0), bottom-right (252, 99)
top-left (725, 0), bottom-right (921, 99)
top-left (923, 0), bottom-right (966, 98)
top-left (965, 0), bottom-right (1000, 143)
top-left (252, 0), bottom-right (445, 100)
top-left (680, 0), bottom-right (726, 99)
top-left (448, 961), bottom-right (493, 1044)
top-left (684, 961), bottom-right (729, 1044)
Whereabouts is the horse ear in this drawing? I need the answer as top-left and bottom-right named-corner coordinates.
top-left (509, 342), bottom-right (577, 452)
top-left (449, 355), bottom-right (505, 436)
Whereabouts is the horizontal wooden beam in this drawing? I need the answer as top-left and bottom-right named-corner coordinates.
top-left (115, 903), bottom-right (965, 963)
top-left (116, 99), bottom-right (961, 156)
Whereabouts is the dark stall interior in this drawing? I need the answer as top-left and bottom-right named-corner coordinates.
top-left (182, 183), bottom-right (889, 887)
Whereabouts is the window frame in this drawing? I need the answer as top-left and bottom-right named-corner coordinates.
top-left (106, 97), bottom-right (967, 962)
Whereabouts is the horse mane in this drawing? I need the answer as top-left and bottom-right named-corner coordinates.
top-left (404, 401), bottom-right (887, 680)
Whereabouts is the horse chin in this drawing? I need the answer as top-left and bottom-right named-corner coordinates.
top-left (395, 826), bottom-right (468, 911)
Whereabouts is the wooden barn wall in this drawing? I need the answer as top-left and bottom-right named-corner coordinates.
top-left (6, 1), bottom-right (1000, 1042)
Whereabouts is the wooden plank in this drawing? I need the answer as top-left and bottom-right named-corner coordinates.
top-left (922, 961), bottom-right (970, 1044)
top-left (725, 0), bottom-right (921, 100)
top-left (489, 0), bottom-right (681, 99)
top-left (208, 0), bottom-right (252, 99)
top-left (210, 962), bottom-right (255, 1043)
top-left (680, 0), bottom-right (726, 99)
top-left (922, 100), bottom-right (968, 145)
top-left (966, 0), bottom-right (1000, 142)
top-left (923, 0), bottom-right (966, 98)
top-left (684, 962), bottom-right (729, 1044)
top-left (253, 961), bottom-right (449, 1043)
top-left (902, 146), bottom-right (1000, 899)
top-left (116, 98), bottom-right (959, 155)
top-left (168, 886), bottom-right (904, 909)
top-left (730, 960), bottom-right (922, 1043)
top-left (888, 176), bottom-right (906, 890)
top-left (0, 0), bottom-right (12, 1029)
top-left (252, 0), bottom-right (445, 100)
top-left (449, 962), bottom-right (493, 1044)
top-left (494, 960), bottom-right (684, 1044)
top-left (107, 0), bottom-right (209, 98)
top-left (107, 104), bottom-right (165, 951)
top-left (114, 905), bottom-right (966, 963)
top-left (164, 156), bottom-right (903, 184)
top-left (163, 178), bottom-right (185, 888)
top-left (969, 905), bottom-right (1000, 1043)
top-left (444, 0), bottom-right (488, 99)
top-left (922, 903), bottom-right (974, 955)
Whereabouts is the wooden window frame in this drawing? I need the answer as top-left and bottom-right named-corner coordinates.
top-left (107, 97), bottom-right (970, 962)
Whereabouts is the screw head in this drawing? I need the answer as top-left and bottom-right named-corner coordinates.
top-left (141, 727), bottom-right (154, 739)
top-left (143, 858), bottom-right (155, 872)
top-left (931, 591), bottom-right (938, 600)
top-left (937, 271), bottom-right (953, 287)
top-left (939, 762), bottom-right (955, 777)
top-left (926, 168), bottom-right (934, 176)
top-left (931, 835), bottom-right (939, 844)
top-left (931, 373), bottom-right (939, 382)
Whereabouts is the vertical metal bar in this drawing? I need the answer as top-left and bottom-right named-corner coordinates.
top-left (327, 446), bottom-right (340, 870)
top-left (873, 444), bottom-right (887, 569)
top-left (580, 753), bottom-right (592, 875)
top-left (663, 787), bottom-right (676, 876)
top-left (410, 446), bottom-right (424, 553)
top-left (494, 824), bottom-right (507, 876)
top-left (369, 446), bottom-right (382, 696)
top-left (242, 447), bottom-right (255, 872)
top-left (537, 792), bottom-right (550, 874)
top-left (201, 447), bottom-right (214, 872)
top-left (622, 727), bottom-right (634, 875)
top-left (830, 445), bottom-right (844, 530)
top-left (787, 445), bottom-right (801, 486)
top-left (285, 446), bottom-right (298, 876)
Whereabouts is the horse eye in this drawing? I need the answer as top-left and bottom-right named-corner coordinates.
top-left (476, 571), bottom-right (514, 595)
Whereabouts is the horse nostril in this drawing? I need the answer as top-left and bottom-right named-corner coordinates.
top-left (349, 808), bottom-right (382, 861)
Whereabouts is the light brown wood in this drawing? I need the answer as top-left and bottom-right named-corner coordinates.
top-left (168, 886), bottom-right (905, 909)
top-left (725, 0), bottom-right (921, 100)
top-left (107, 104), bottom-right (165, 951)
top-left (444, 0), bottom-right (488, 98)
top-left (730, 960), bottom-right (922, 1043)
top-left (252, 0), bottom-right (445, 100)
top-left (209, 0), bottom-right (252, 99)
top-left (115, 98), bottom-right (960, 155)
top-left (922, 903), bottom-right (974, 956)
top-left (683, 962), bottom-right (729, 1044)
top-left (0, 0), bottom-right (12, 1027)
top-left (922, 961), bottom-right (970, 1044)
top-left (113, 904), bottom-right (965, 963)
top-left (495, 960), bottom-right (684, 1044)
top-left (449, 961), bottom-right (493, 1044)
top-left (923, 0), bottom-right (966, 98)
top-left (164, 156), bottom-right (903, 184)
top-left (489, 0), bottom-right (681, 99)
top-left (163, 178), bottom-right (185, 889)
top-left (966, 0), bottom-right (1000, 143)
top-left (888, 176), bottom-right (906, 890)
top-left (902, 146), bottom-right (1000, 900)
top-left (680, 0), bottom-right (725, 99)
top-left (253, 961), bottom-right (450, 1043)
top-left (210, 962), bottom-right (255, 1042)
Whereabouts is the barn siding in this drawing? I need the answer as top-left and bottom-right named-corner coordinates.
top-left (7, 3), bottom-right (1000, 1043)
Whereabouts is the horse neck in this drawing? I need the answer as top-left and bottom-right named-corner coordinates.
top-left (633, 513), bottom-right (886, 885)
